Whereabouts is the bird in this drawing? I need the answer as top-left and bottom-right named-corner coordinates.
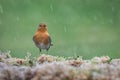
top-left (33, 23), bottom-right (53, 53)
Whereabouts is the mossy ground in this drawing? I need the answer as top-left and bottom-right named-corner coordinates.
top-left (0, 52), bottom-right (120, 80)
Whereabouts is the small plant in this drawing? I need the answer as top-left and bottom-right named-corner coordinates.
top-left (106, 57), bottom-right (112, 64)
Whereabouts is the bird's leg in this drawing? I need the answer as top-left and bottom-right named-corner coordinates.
top-left (46, 49), bottom-right (49, 54)
top-left (39, 48), bottom-right (41, 53)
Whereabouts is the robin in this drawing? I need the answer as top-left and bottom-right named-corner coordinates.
top-left (33, 23), bottom-right (53, 53)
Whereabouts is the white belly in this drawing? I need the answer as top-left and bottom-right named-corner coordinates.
top-left (37, 42), bottom-right (50, 49)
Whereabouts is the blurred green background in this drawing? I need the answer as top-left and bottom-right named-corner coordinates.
top-left (0, 0), bottom-right (120, 59)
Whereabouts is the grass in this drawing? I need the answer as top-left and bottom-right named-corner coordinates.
top-left (0, 0), bottom-right (120, 58)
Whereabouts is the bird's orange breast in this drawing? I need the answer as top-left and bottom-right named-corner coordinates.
top-left (33, 31), bottom-right (49, 46)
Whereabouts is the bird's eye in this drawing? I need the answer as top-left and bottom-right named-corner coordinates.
top-left (43, 25), bottom-right (46, 27)
top-left (39, 24), bottom-right (42, 27)
top-left (39, 23), bottom-right (46, 27)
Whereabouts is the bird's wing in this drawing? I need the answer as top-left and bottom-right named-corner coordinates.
top-left (33, 35), bottom-right (38, 44)
top-left (48, 36), bottom-right (53, 46)
top-left (32, 36), bottom-right (35, 42)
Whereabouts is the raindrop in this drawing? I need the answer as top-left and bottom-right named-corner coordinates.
top-left (50, 4), bottom-right (53, 12)
top-left (74, 47), bottom-right (77, 52)
top-left (16, 16), bottom-right (20, 21)
top-left (93, 16), bottom-right (98, 21)
top-left (111, 7), bottom-right (115, 12)
top-left (0, 5), bottom-right (3, 14)
top-left (14, 37), bottom-right (17, 41)
top-left (73, 47), bottom-right (77, 57)
top-left (0, 20), bottom-right (2, 25)
top-left (119, 16), bottom-right (120, 19)
top-left (64, 26), bottom-right (67, 32)
top-left (101, 21), bottom-right (105, 25)
top-left (109, 19), bottom-right (113, 24)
